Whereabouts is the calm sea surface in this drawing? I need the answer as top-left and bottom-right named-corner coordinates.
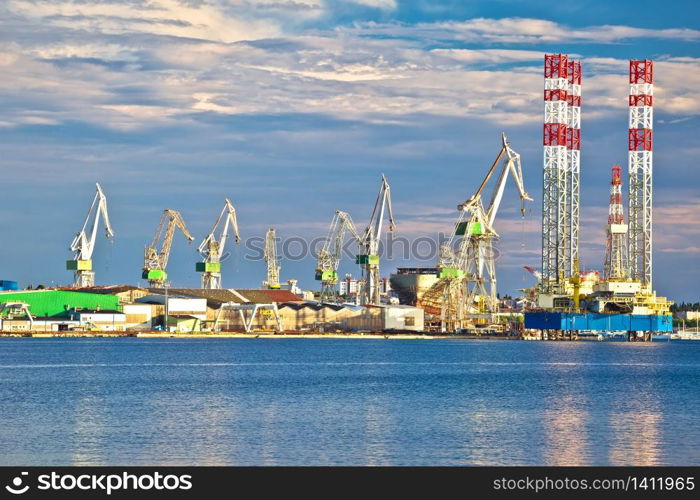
top-left (0, 338), bottom-right (698, 466)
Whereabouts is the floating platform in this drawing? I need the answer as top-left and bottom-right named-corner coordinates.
top-left (524, 312), bottom-right (673, 332)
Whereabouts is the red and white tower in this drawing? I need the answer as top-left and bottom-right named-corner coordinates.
top-left (604, 165), bottom-right (628, 279)
top-left (542, 54), bottom-right (569, 291)
top-left (566, 59), bottom-right (581, 276)
top-left (627, 60), bottom-right (653, 286)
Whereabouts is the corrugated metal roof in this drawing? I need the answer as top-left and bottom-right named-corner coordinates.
top-left (73, 309), bottom-right (123, 314)
top-left (278, 301), bottom-right (357, 312)
top-left (236, 289), bottom-right (303, 303)
top-left (148, 288), bottom-right (245, 305)
top-left (59, 285), bottom-right (148, 295)
top-left (145, 288), bottom-right (302, 306)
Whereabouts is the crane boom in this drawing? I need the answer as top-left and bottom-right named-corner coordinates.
top-left (143, 209), bottom-right (194, 287)
top-left (316, 210), bottom-right (362, 302)
top-left (67, 183), bottom-right (114, 287)
top-left (263, 228), bottom-right (281, 289)
top-left (196, 199), bottom-right (240, 289)
top-left (485, 134), bottom-right (531, 228)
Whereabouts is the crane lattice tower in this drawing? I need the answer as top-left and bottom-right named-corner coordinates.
top-left (566, 59), bottom-right (581, 278)
top-left (604, 165), bottom-right (629, 279)
top-left (542, 54), bottom-right (569, 291)
top-left (627, 59), bottom-right (654, 287)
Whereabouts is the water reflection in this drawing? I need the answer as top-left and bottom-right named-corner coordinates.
top-left (461, 404), bottom-right (525, 465)
top-left (188, 395), bottom-right (239, 465)
top-left (608, 381), bottom-right (662, 465)
top-left (542, 393), bottom-right (590, 465)
top-left (70, 394), bottom-right (106, 466)
top-left (540, 348), bottom-right (592, 465)
top-left (363, 399), bottom-right (390, 465)
top-left (260, 405), bottom-right (279, 465)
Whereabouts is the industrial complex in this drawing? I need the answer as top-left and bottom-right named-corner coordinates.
top-left (0, 56), bottom-right (677, 340)
top-left (524, 56), bottom-right (672, 340)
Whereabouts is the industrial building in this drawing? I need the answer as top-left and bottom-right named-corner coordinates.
top-left (0, 290), bottom-right (120, 317)
top-left (0, 289), bottom-right (127, 332)
top-left (277, 302), bottom-right (424, 332)
top-left (0, 284), bottom-right (427, 334)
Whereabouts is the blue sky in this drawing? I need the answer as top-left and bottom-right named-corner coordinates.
top-left (0, 0), bottom-right (698, 300)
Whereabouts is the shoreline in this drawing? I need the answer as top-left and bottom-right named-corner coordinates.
top-left (0, 331), bottom-right (520, 340)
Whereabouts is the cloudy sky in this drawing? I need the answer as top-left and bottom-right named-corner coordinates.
top-left (0, 0), bottom-right (698, 300)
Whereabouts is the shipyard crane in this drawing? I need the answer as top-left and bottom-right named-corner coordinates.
top-left (196, 199), bottom-right (240, 289)
top-left (315, 211), bottom-right (362, 302)
top-left (67, 183), bottom-right (114, 287)
top-left (423, 134), bottom-right (531, 331)
top-left (142, 209), bottom-right (194, 287)
top-left (263, 228), bottom-right (281, 289)
top-left (357, 175), bottom-right (396, 305)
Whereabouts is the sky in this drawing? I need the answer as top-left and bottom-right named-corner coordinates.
top-left (0, 0), bottom-right (698, 301)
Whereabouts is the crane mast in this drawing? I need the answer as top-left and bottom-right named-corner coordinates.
top-left (142, 209), bottom-right (194, 287)
top-left (315, 210), bottom-right (362, 302)
top-left (197, 199), bottom-right (240, 289)
top-left (263, 228), bottom-right (281, 289)
top-left (423, 134), bottom-right (531, 331)
top-left (67, 183), bottom-right (114, 287)
top-left (357, 175), bottom-right (395, 305)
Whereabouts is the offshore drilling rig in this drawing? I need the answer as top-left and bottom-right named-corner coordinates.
top-left (524, 56), bottom-right (672, 341)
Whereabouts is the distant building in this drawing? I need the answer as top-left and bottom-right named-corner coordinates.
top-left (69, 309), bottom-right (126, 331)
top-left (123, 303), bottom-right (153, 330)
top-left (339, 275), bottom-right (360, 296)
top-left (166, 315), bottom-right (202, 332)
top-left (279, 279), bottom-right (303, 296)
top-left (278, 303), bottom-right (424, 332)
top-left (677, 311), bottom-right (700, 321)
top-left (0, 280), bottom-right (19, 291)
top-left (339, 275), bottom-right (390, 296)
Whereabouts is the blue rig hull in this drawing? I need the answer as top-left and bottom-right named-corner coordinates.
top-left (524, 312), bottom-right (673, 332)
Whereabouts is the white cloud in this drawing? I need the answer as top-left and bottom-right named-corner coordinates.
top-left (1, 9), bottom-right (699, 132)
top-left (431, 48), bottom-right (543, 64)
top-left (347, 0), bottom-right (397, 10)
top-left (5, 0), bottom-right (299, 42)
top-left (346, 17), bottom-right (700, 44)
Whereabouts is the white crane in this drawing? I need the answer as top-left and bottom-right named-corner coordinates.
top-left (0, 302), bottom-right (34, 330)
top-left (423, 134), bottom-right (531, 330)
top-left (263, 228), bottom-right (281, 289)
top-left (357, 175), bottom-right (396, 305)
top-left (315, 211), bottom-right (362, 302)
top-left (67, 183), bottom-right (114, 287)
top-left (197, 199), bottom-right (240, 289)
top-left (143, 209), bottom-right (194, 287)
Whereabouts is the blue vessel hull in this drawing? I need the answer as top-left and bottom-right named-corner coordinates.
top-left (524, 312), bottom-right (673, 332)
